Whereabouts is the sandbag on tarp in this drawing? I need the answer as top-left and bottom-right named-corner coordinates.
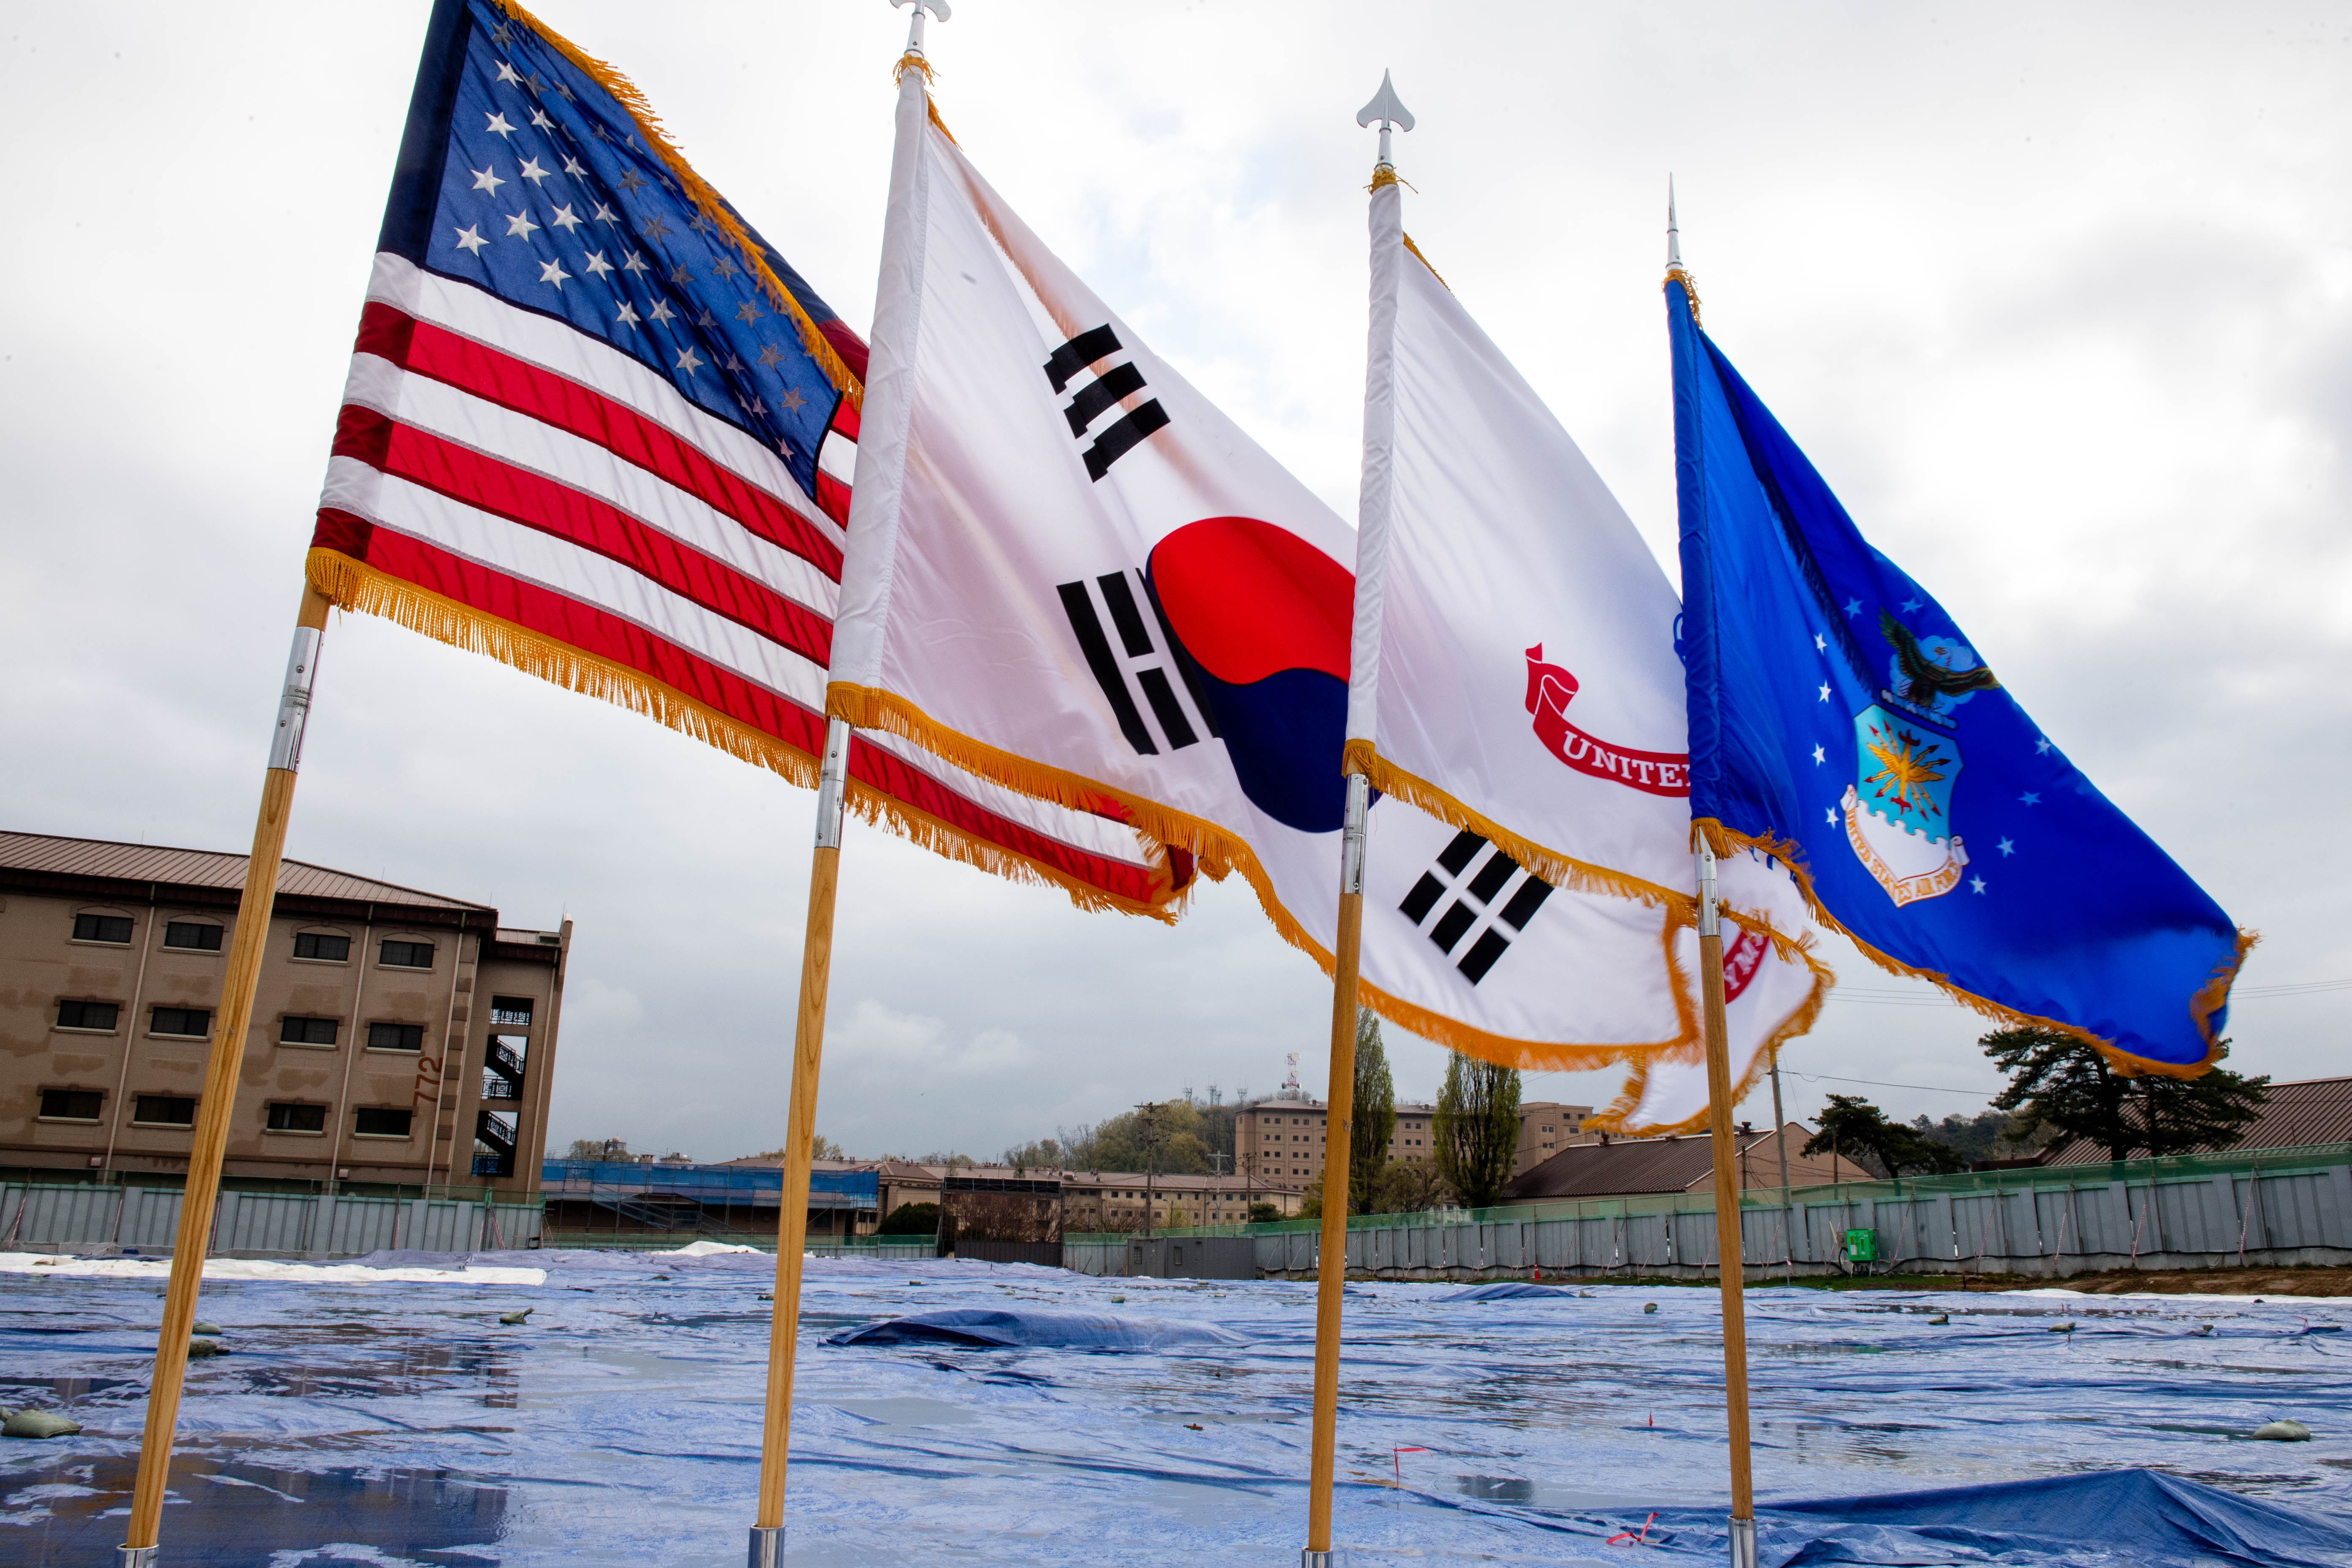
top-left (1440, 1282), bottom-right (1579, 1302)
top-left (826, 1308), bottom-right (1246, 1352)
top-left (1753, 1467), bottom-right (2352, 1568)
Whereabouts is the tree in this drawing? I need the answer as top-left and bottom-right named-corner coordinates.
top-left (1802, 1094), bottom-right (1964, 1178)
top-left (1982, 1026), bottom-right (2269, 1161)
top-left (1908, 1108), bottom-right (2056, 1166)
top-left (1349, 1010), bottom-right (1397, 1215)
top-left (1001, 1137), bottom-right (1066, 1172)
top-left (877, 1202), bottom-right (938, 1235)
top-left (564, 1137), bottom-right (626, 1161)
top-left (1246, 1201), bottom-right (1284, 1223)
top-left (1433, 1053), bottom-right (1521, 1209)
top-left (1371, 1161), bottom-right (1451, 1214)
top-left (743, 1135), bottom-right (844, 1162)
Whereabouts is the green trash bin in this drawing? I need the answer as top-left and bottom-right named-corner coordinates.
top-left (1843, 1228), bottom-right (1879, 1266)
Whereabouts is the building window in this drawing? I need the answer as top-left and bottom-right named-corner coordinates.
top-left (150, 1007), bottom-right (212, 1039)
top-left (379, 939), bottom-right (435, 969)
top-left (489, 996), bottom-right (534, 1025)
top-left (163, 921), bottom-right (225, 951)
top-left (55, 999), bottom-right (120, 1032)
top-left (265, 1102), bottom-right (327, 1134)
top-left (294, 931), bottom-right (351, 962)
top-left (133, 1094), bottom-right (197, 1127)
top-left (368, 1022), bottom-right (425, 1052)
top-left (72, 912), bottom-right (134, 945)
top-left (353, 1106), bottom-right (414, 1138)
top-left (38, 1088), bottom-right (103, 1122)
top-left (280, 1016), bottom-right (339, 1046)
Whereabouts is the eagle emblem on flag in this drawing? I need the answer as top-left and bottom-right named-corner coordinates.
top-left (1839, 615), bottom-right (1998, 906)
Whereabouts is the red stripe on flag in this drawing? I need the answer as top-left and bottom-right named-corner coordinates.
top-left (317, 519), bottom-right (1164, 907)
top-left (331, 407), bottom-right (832, 669)
top-left (355, 302), bottom-right (843, 579)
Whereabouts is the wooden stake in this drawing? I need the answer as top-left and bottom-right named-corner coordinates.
top-left (1304, 772), bottom-right (1369, 1563)
top-left (1696, 843), bottom-right (1759, 1567)
top-left (124, 580), bottom-right (331, 1561)
top-left (751, 718), bottom-right (851, 1563)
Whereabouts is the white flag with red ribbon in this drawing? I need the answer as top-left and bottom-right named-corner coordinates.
top-left (1348, 177), bottom-right (1830, 1132)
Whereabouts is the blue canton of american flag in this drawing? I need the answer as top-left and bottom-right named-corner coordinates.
top-left (308, 0), bottom-right (1189, 918)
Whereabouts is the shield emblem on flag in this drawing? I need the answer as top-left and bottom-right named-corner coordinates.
top-left (1840, 703), bottom-right (1968, 906)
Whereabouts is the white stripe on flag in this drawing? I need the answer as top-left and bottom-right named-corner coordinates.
top-left (321, 456), bottom-right (828, 709)
top-left (340, 353), bottom-right (840, 620)
top-left (362, 252), bottom-right (847, 557)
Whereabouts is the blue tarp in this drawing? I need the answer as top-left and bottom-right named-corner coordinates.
top-left (6, 1252), bottom-right (2350, 1564)
top-left (825, 1307), bottom-right (1247, 1351)
top-left (1438, 1282), bottom-right (1580, 1301)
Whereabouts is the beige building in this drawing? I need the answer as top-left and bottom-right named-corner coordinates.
top-left (1236, 1093), bottom-right (1594, 1190)
top-left (0, 831), bottom-right (570, 1196)
top-left (841, 1160), bottom-right (1307, 1236)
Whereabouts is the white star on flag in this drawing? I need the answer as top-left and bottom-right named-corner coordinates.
top-left (538, 258), bottom-right (570, 288)
top-left (494, 60), bottom-right (523, 85)
top-left (646, 300), bottom-right (675, 324)
top-left (452, 224), bottom-right (487, 254)
top-left (675, 347), bottom-right (703, 374)
top-left (550, 204), bottom-right (582, 232)
top-left (485, 111), bottom-right (517, 138)
top-left (471, 166), bottom-right (504, 195)
top-left (1811, 744), bottom-right (1825, 765)
top-left (621, 250), bottom-right (650, 276)
top-left (582, 250), bottom-right (613, 278)
top-left (519, 157), bottom-right (552, 185)
top-left (613, 301), bottom-right (640, 328)
top-left (1818, 683), bottom-right (1831, 701)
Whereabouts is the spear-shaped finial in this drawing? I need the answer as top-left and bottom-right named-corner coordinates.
top-left (893, 0), bottom-right (950, 57)
top-left (1357, 69), bottom-right (1415, 175)
top-left (1666, 174), bottom-right (1683, 272)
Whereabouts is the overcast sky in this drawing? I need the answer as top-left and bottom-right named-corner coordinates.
top-left (5, 3), bottom-right (2347, 1165)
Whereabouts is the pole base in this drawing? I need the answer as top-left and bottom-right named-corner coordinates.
top-left (1729, 1514), bottom-right (1758, 1568)
top-left (748, 1524), bottom-right (783, 1568)
top-left (1301, 1551), bottom-right (1337, 1568)
top-left (117, 1548), bottom-right (159, 1568)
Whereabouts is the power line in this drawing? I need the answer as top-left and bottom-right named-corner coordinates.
top-left (1790, 1071), bottom-right (1996, 1097)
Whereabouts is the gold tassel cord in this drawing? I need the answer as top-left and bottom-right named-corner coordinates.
top-left (832, 681), bottom-right (1739, 1072)
top-left (1665, 269), bottom-right (1703, 327)
top-left (1399, 232), bottom-right (1449, 291)
top-left (306, 549), bottom-right (1186, 922)
top-left (894, 51), bottom-right (936, 87)
top-left (492, 0), bottom-right (862, 410)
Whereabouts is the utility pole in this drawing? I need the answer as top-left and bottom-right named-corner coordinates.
top-left (1135, 1101), bottom-right (1162, 1241)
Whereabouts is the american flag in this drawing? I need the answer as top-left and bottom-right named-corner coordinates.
top-left (310, 0), bottom-right (1186, 914)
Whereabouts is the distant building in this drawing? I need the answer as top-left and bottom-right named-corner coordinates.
top-left (2039, 1074), bottom-right (2352, 1165)
top-left (1500, 1123), bottom-right (1857, 1205)
top-left (1236, 1089), bottom-right (1593, 1191)
top-left (0, 830), bottom-right (569, 1195)
top-left (836, 1160), bottom-right (1307, 1234)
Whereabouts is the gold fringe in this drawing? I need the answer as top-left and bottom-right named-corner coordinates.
top-left (926, 96), bottom-right (959, 146)
top-left (1584, 902), bottom-right (1837, 1138)
top-left (307, 548), bottom-right (1184, 920)
top-left (1368, 166), bottom-right (1399, 192)
top-left (1399, 232), bottom-right (1449, 291)
top-left (1665, 268), bottom-right (1702, 327)
top-left (492, 0), bottom-right (862, 411)
top-left (1348, 741), bottom-right (1688, 915)
top-left (1693, 815), bottom-right (2251, 1081)
top-left (894, 50), bottom-right (936, 86)
top-left (833, 682), bottom-right (1719, 1070)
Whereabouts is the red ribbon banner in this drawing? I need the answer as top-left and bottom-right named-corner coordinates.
top-left (1523, 645), bottom-right (1690, 798)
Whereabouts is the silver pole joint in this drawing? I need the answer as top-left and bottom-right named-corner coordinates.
top-left (813, 717), bottom-right (851, 850)
top-left (747, 1524), bottom-right (783, 1568)
top-left (267, 626), bottom-right (324, 772)
top-left (1339, 772), bottom-right (1370, 896)
top-left (1695, 838), bottom-right (1720, 939)
top-left (1301, 1551), bottom-right (1337, 1568)
top-left (1729, 1514), bottom-right (1759, 1568)
top-left (117, 1546), bottom-right (160, 1568)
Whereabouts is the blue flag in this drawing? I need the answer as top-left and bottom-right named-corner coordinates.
top-left (1667, 279), bottom-right (2246, 1073)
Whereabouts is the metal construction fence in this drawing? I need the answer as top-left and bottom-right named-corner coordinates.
top-left (1064, 1142), bottom-right (2352, 1280)
top-left (538, 1159), bottom-right (879, 1208)
top-left (0, 1180), bottom-right (544, 1259)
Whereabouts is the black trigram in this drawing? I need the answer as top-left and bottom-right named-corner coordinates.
top-left (1400, 830), bottom-right (1554, 984)
top-left (1043, 324), bottom-right (1170, 482)
top-left (1057, 569), bottom-right (1220, 756)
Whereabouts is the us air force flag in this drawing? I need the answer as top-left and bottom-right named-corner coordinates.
top-left (1349, 175), bottom-right (1827, 1132)
top-left (831, 68), bottom-right (1779, 1072)
top-left (1668, 278), bottom-right (2248, 1073)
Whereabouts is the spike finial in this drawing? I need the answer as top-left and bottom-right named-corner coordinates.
top-left (1357, 70), bottom-right (1415, 174)
top-left (1666, 175), bottom-right (1683, 272)
top-left (892, 0), bottom-right (950, 56)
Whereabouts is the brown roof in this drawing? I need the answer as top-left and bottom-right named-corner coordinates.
top-left (0, 830), bottom-right (490, 913)
top-left (1500, 1124), bottom-right (1804, 1201)
top-left (2044, 1075), bottom-right (2352, 1165)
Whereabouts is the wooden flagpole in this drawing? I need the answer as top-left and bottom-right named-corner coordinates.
top-left (122, 579), bottom-right (332, 1567)
top-left (1304, 770), bottom-right (1369, 1566)
top-left (749, 716), bottom-right (852, 1568)
top-left (1695, 841), bottom-right (1760, 1568)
